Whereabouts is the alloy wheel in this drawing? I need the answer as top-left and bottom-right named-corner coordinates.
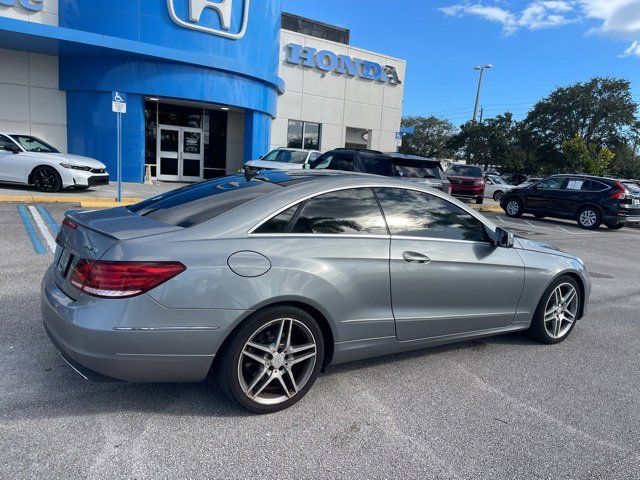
top-left (35, 168), bottom-right (58, 192)
top-left (238, 318), bottom-right (317, 406)
top-left (579, 209), bottom-right (597, 228)
top-left (493, 191), bottom-right (504, 202)
top-left (543, 283), bottom-right (578, 340)
top-left (506, 200), bottom-right (520, 216)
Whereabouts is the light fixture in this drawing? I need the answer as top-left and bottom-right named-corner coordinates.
top-left (221, 107), bottom-right (230, 111)
top-left (148, 97), bottom-right (159, 102)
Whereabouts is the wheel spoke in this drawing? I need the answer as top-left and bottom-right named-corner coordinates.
top-left (252, 372), bottom-right (275, 400)
top-left (563, 289), bottom-right (577, 305)
top-left (290, 350), bottom-right (316, 365)
top-left (274, 319), bottom-right (286, 349)
top-left (276, 373), bottom-right (293, 398)
top-left (564, 309), bottom-right (576, 321)
top-left (242, 349), bottom-right (268, 366)
top-left (285, 366), bottom-right (299, 393)
top-left (544, 311), bottom-right (555, 322)
top-left (245, 367), bottom-right (268, 394)
top-left (284, 319), bottom-right (293, 350)
top-left (246, 341), bottom-right (272, 354)
top-left (288, 343), bottom-right (315, 354)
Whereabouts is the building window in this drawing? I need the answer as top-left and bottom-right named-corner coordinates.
top-left (287, 120), bottom-right (321, 150)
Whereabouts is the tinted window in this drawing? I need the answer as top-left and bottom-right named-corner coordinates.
top-left (287, 121), bottom-right (303, 149)
top-left (291, 188), bottom-right (387, 235)
top-left (580, 180), bottom-right (608, 192)
top-left (0, 135), bottom-right (16, 151)
top-left (128, 173), bottom-right (308, 228)
top-left (446, 165), bottom-right (483, 177)
top-left (374, 188), bottom-right (488, 242)
top-left (536, 177), bottom-right (567, 190)
top-left (254, 205), bottom-right (298, 234)
top-left (360, 155), bottom-right (392, 176)
top-left (310, 152), bottom-right (355, 171)
top-left (393, 160), bottom-right (443, 179)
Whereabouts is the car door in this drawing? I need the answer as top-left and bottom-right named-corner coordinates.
top-left (374, 187), bottom-right (525, 341)
top-left (0, 135), bottom-right (26, 183)
top-left (525, 177), bottom-right (567, 212)
top-left (250, 187), bottom-right (394, 343)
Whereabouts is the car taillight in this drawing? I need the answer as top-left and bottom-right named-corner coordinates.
top-left (611, 181), bottom-right (628, 200)
top-left (70, 260), bottom-right (186, 298)
top-left (62, 218), bottom-right (78, 230)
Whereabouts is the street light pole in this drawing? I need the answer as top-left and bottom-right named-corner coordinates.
top-left (472, 64), bottom-right (493, 122)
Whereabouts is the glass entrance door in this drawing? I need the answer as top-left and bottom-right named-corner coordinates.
top-left (157, 125), bottom-right (203, 182)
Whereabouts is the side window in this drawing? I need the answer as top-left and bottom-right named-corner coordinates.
top-left (291, 188), bottom-right (387, 235)
top-left (360, 155), bottom-right (392, 176)
top-left (253, 205), bottom-right (298, 234)
top-left (0, 135), bottom-right (16, 151)
top-left (310, 153), bottom-right (354, 171)
top-left (308, 152), bottom-right (320, 162)
top-left (537, 177), bottom-right (567, 190)
top-left (374, 188), bottom-right (489, 242)
top-left (580, 180), bottom-right (607, 192)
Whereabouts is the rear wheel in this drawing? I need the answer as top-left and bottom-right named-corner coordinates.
top-left (605, 223), bottom-right (624, 230)
top-left (32, 166), bottom-right (62, 192)
top-left (577, 207), bottom-right (601, 230)
top-left (528, 276), bottom-right (581, 344)
top-left (493, 190), bottom-right (504, 202)
top-left (504, 198), bottom-right (523, 218)
top-left (217, 306), bottom-right (324, 414)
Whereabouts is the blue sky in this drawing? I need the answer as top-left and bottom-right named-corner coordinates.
top-left (281, 0), bottom-right (640, 124)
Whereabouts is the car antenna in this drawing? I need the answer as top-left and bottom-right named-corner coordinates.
top-left (243, 165), bottom-right (259, 182)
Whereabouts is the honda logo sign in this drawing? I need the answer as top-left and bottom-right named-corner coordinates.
top-left (166, 0), bottom-right (250, 39)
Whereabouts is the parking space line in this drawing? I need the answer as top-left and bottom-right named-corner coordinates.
top-left (28, 206), bottom-right (56, 254)
top-left (36, 205), bottom-right (59, 235)
top-left (497, 216), bottom-right (506, 223)
top-left (17, 205), bottom-right (46, 255)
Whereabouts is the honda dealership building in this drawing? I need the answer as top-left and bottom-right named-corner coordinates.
top-left (0, 0), bottom-right (406, 182)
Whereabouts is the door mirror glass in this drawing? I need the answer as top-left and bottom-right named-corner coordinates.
top-left (3, 144), bottom-right (20, 154)
top-left (492, 227), bottom-right (514, 248)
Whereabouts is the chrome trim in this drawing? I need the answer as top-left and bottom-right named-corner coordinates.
top-left (112, 326), bottom-right (220, 332)
top-left (398, 312), bottom-right (515, 321)
top-left (392, 235), bottom-right (492, 246)
top-left (249, 233), bottom-right (391, 240)
top-left (247, 183), bottom-right (494, 236)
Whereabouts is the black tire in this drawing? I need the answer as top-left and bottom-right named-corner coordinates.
top-left (216, 305), bottom-right (324, 414)
top-left (493, 190), bottom-right (504, 202)
top-left (475, 196), bottom-right (484, 205)
top-left (534, 213), bottom-right (546, 219)
top-left (504, 197), bottom-right (523, 218)
top-left (528, 275), bottom-right (581, 344)
top-left (576, 206), bottom-right (602, 230)
top-left (605, 223), bottom-right (624, 230)
top-left (32, 166), bottom-right (62, 192)
top-left (74, 186), bottom-right (90, 191)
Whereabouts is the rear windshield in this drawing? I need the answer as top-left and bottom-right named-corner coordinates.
top-left (392, 160), bottom-right (443, 179)
top-left (447, 165), bottom-right (483, 177)
top-left (128, 173), bottom-right (297, 228)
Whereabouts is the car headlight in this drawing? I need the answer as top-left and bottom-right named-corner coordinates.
top-left (60, 163), bottom-right (91, 171)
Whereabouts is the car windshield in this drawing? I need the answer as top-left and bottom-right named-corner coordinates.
top-left (447, 165), bottom-right (482, 177)
top-left (261, 150), bottom-right (309, 164)
top-left (392, 160), bottom-right (442, 179)
top-left (128, 172), bottom-right (314, 228)
top-left (9, 135), bottom-right (59, 153)
top-left (487, 175), bottom-right (507, 185)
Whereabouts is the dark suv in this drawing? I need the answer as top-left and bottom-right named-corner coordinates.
top-left (308, 149), bottom-right (451, 193)
top-left (500, 174), bottom-right (640, 230)
top-left (445, 164), bottom-right (486, 204)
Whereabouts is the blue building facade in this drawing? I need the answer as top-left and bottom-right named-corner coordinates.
top-left (0, 0), bottom-right (283, 182)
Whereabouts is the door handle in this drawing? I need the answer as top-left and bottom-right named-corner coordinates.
top-left (402, 251), bottom-right (431, 264)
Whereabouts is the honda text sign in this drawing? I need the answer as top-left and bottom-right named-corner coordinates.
top-left (166, 0), bottom-right (250, 39)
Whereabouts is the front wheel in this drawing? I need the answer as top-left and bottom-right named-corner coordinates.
top-left (528, 276), bottom-right (581, 344)
top-left (32, 166), bottom-right (62, 192)
top-left (577, 207), bottom-right (601, 230)
top-left (217, 306), bottom-right (324, 414)
top-left (493, 190), bottom-right (504, 202)
top-left (504, 198), bottom-right (523, 218)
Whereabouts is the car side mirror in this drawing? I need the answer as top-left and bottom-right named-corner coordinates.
top-left (4, 145), bottom-right (20, 154)
top-left (302, 163), bottom-right (310, 170)
top-left (492, 227), bottom-right (514, 248)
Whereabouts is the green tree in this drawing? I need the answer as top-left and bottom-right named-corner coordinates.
top-left (399, 116), bottom-right (457, 158)
top-left (562, 134), bottom-right (614, 176)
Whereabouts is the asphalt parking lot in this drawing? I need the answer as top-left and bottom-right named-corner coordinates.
top-left (1, 203), bottom-right (639, 479)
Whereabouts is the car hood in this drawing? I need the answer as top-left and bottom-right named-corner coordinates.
top-left (515, 237), bottom-right (577, 260)
top-left (246, 159), bottom-right (304, 170)
top-left (22, 152), bottom-right (106, 169)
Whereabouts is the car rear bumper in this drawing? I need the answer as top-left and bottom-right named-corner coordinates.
top-left (604, 210), bottom-right (640, 224)
top-left (40, 266), bottom-right (245, 383)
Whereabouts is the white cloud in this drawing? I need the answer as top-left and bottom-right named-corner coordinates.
top-left (440, 0), bottom-right (640, 58)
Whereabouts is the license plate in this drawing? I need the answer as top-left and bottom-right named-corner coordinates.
top-left (633, 198), bottom-right (639, 205)
top-left (56, 249), bottom-right (72, 277)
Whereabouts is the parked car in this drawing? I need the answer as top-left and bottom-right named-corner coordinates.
top-left (245, 148), bottom-right (321, 171)
top-left (500, 174), bottom-right (640, 229)
top-left (445, 164), bottom-right (485, 204)
top-left (484, 174), bottom-right (514, 202)
top-left (42, 170), bottom-right (590, 413)
top-left (517, 177), bottom-right (542, 187)
top-left (501, 173), bottom-right (528, 186)
top-left (0, 133), bottom-right (109, 192)
top-left (308, 149), bottom-right (451, 193)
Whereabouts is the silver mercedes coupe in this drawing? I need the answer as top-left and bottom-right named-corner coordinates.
top-left (42, 170), bottom-right (591, 413)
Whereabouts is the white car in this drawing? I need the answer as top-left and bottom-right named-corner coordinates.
top-left (0, 133), bottom-right (109, 192)
top-left (484, 174), bottom-right (514, 201)
top-left (245, 148), bottom-right (321, 171)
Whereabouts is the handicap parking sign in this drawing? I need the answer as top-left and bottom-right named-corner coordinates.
top-left (112, 91), bottom-right (127, 114)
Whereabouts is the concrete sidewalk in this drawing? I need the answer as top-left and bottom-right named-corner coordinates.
top-left (0, 181), bottom-right (188, 207)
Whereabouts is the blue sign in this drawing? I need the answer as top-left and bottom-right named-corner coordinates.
top-left (0, 0), bottom-right (43, 11)
top-left (400, 127), bottom-right (415, 135)
top-left (286, 44), bottom-right (402, 85)
top-left (167, 0), bottom-right (250, 40)
top-left (111, 91), bottom-right (127, 114)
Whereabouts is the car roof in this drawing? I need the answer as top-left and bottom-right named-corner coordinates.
top-left (384, 153), bottom-right (441, 163)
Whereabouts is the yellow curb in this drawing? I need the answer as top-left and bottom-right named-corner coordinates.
top-left (80, 200), bottom-right (138, 208)
top-left (0, 195), bottom-right (142, 204)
